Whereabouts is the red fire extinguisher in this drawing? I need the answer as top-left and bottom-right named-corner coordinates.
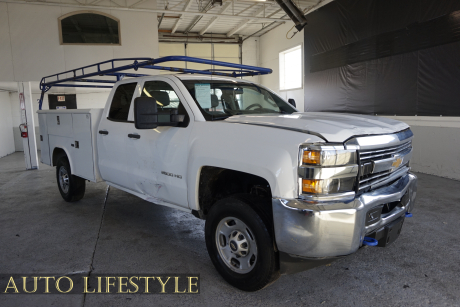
top-left (19, 124), bottom-right (28, 138)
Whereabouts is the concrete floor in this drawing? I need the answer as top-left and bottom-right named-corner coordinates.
top-left (1, 152), bottom-right (459, 306)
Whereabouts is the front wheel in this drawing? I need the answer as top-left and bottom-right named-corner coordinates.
top-left (205, 196), bottom-right (280, 291)
top-left (56, 155), bottom-right (85, 202)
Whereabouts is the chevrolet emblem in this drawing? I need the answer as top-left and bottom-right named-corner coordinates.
top-left (392, 157), bottom-right (403, 168)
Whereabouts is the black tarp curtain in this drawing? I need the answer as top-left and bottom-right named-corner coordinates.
top-left (303, 0), bottom-right (460, 116)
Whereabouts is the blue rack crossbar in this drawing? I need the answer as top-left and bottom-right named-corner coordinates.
top-left (38, 56), bottom-right (272, 110)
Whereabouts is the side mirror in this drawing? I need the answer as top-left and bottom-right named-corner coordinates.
top-left (134, 96), bottom-right (183, 129)
top-left (134, 97), bottom-right (159, 129)
top-left (288, 98), bottom-right (296, 108)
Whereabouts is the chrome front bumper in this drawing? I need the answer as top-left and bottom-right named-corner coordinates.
top-left (272, 173), bottom-right (417, 263)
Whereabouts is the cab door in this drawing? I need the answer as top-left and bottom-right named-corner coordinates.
top-left (97, 81), bottom-right (139, 189)
top-left (125, 76), bottom-right (193, 209)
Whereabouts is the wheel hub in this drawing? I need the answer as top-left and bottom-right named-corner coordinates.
top-left (59, 166), bottom-right (70, 193)
top-left (215, 217), bottom-right (258, 274)
top-left (229, 231), bottom-right (249, 257)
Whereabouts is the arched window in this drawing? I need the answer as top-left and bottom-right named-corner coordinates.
top-left (59, 11), bottom-right (120, 45)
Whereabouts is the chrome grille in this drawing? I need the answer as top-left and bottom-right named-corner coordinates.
top-left (359, 141), bottom-right (412, 163)
top-left (358, 140), bottom-right (412, 191)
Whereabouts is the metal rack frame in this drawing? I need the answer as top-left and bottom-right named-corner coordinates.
top-left (38, 56), bottom-right (272, 110)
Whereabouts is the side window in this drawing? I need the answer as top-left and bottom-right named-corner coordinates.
top-left (108, 83), bottom-right (137, 121)
top-left (141, 81), bottom-right (190, 127)
top-left (141, 81), bottom-right (180, 109)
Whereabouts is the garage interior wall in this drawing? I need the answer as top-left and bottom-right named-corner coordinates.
top-left (158, 39), bottom-right (259, 82)
top-left (159, 40), bottom-right (262, 82)
top-left (382, 116), bottom-right (460, 180)
top-left (0, 92), bottom-right (15, 158)
top-left (158, 42), bottom-right (240, 72)
top-left (9, 90), bottom-right (112, 151)
top-left (300, 0), bottom-right (460, 180)
top-left (0, 2), bottom-right (159, 82)
top-left (0, 1), bottom-right (159, 152)
top-left (258, 21), bottom-right (305, 111)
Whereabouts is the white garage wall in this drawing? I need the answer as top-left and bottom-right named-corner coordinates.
top-left (159, 42), bottom-right (240, 73)
top-left (74, 91), bottom-right (112, 109)
top-left (0, 92), bottom-right (15, 157)
top-left (0, 2), bottom-right (159, 82)
top-left (241, 37), bottom-right (260, 84)
top-left (258, 22), bottom-right (305, 111)
top-left (384, 116), bottom-right (460, 180)
top-left (0, 1), bottom-right (159, 153)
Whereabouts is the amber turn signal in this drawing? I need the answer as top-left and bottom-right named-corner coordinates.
top-left (302, 150), bottom-right (321, 165)
top-left (302, 179), bottom-right (321, 194)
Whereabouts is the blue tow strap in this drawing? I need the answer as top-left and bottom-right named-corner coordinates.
top-left (362, 237), bottom-right (378, 246)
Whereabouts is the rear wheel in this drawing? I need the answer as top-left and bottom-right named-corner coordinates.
top-left (56, 155), bottom-right (85, 202)
top-left (205, 196), bottom-right (280, 291)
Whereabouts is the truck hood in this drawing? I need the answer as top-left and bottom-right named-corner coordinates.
top-left (224, 112), bottom-right (409, 143)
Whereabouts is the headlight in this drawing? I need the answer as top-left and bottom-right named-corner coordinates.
top-left (299, 145), bottom-right (358, 199)
top-left (302, 148), bottom-right (356, 166)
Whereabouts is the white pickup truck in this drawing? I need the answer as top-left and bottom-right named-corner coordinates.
top-left (38, 73), bottom-right (417, 291)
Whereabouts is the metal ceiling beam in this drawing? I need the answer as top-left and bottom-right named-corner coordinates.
top-left (226, 4), bottom-right (269, 37)
top-left (172, 0), bottom-right (194, 33)
top-left (243, 0), bottom-right (329, 39)
top-left (251, 5), bottom-right (270, 18)
top-left (183, 0), bottom-right (214, 34)
top-left (0, 0), bottom-right (289, 23)
top-left (226, 19), bottom-right (250, 37)
top-left (109, 0), bottom-right (122, 7)
top-left (258, 20), bottom-right (285, 36)
top-left (267, 8), bottom-right (283, 18)
top-left (159, 32), bottom-right (240, 43)
top-left (168, 0), bottom-right (187, 10)
top-left (304, 0), bottom-right (334, 14)
top-left (199, 1), bottom-right (232, 36)
top-left (129, 0), bottom-right (145, 8)
top-left (234, 2), bottom-right (257, 16)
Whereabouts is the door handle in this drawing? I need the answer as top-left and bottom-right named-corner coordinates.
top-left (99, 130), bottom-right (109, 135)
top-left (128, 134), bottom-right (140, 139)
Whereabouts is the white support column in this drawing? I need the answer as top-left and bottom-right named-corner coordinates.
top-left (17, 82), bottom-right (39, 170)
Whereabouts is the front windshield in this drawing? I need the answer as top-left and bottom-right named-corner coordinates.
top-left (181, 80), bottom-right (296, 120)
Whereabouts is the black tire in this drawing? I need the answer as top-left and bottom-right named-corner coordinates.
top-left (56, 155), bottom-right (85, 202)
top-left (205, 195), bottom-right (280, 291)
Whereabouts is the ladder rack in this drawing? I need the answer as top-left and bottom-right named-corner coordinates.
top-left (38, 56), bottom-right (272, 110)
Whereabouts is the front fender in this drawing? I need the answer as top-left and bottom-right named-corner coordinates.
top-left (186, 121), bottom-right (325, 210)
